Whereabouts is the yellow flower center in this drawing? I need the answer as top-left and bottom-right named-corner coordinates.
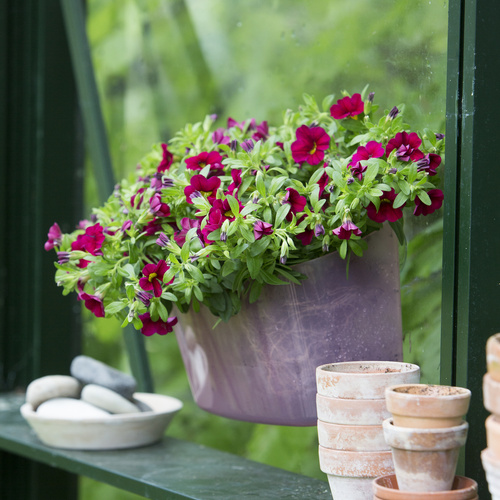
top-left (148, 272), bottom-right (157, 282)
top-left (309, 143), bottom-right (317, 155)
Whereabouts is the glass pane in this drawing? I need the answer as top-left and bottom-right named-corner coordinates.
top-left (82, 0), bottom-right (448, 491)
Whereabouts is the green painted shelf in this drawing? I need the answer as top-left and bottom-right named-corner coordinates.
top-left (0, 393), bottom-right (330, 500)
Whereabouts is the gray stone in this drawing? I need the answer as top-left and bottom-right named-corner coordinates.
top-left (134, 399), bottom-right (153, 412)
top-left (36, 398), bottom-right (111, 419)
top-left (26, 375), bottom-right (81, 410)
top-left (70, 355), bottom-right (136, 399)
top-left (81, 384), bottom-right (140, 414)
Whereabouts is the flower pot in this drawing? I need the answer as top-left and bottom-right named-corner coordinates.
top-left (373, 474), bottom-right (478, 500)
top-left (482, 448), bottom-right (500, 500)
top-left (318, 445), bottom-right (393, 500)
top-left (487, 333), bottom-right (500, 382)
top-left (316, 361), bottom-right (420, 400)
top-left (316, 393), bottom-right (391, 426)
top-left (382, 418), bottom-right (469, 492)
top-left (385, 384), bottom-right (471, 428)
top-left (486, 415), bottom-right (500, 460)
top-left (483, 373), bottom-right (500, 416)
top-left (317, 419), bottom-right (389, 451)
top-left (175, 225), bottom-right (403, 425)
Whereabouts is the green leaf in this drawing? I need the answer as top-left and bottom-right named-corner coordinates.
top-left (249, 236), bottom-right (271, 256)
top-left (348, 239), bottom-right (364, 257)
top-left (157, 300), bottom-right (169, 322)
top-left (249, 280), bottom-right (263, 303)
top-left (105, 301), bottom-right (127, 315)
top-left (416, 190), bottom-right (432, 206)
top-left (240, 203), bottom-right (261, 217)
top-left (226, 194), bottom-right (240, 216)
top-left (269, 176), bottom-right (287, 195)
top-left (339, 239), bottom-right (348, 259)
top-left (180, 241), bottom-right (190, 263)
top-left (185, 263), bottom-right (205, 283)
top-left (274, 203), bottom-right (291, 227)
top-left (393, 192), bottom-right (409, 209)
top-left (274, 267), bottom-right (302, 284)
top-left (222, 259), bottom-right (237, 277)
top-left (240, 224), bottom-right (255, 243)
top-left (247, 255), bottom-right (263, 279)
top-left (256, 172), bottom-right (266, 197)
top-left (193, 285), bottom-right (204, 301)
top-left (389, 219), bottom-right (406, 246)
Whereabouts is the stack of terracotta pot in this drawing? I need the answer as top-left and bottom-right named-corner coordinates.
top-left (481, 333), bottom-right (500, 498)
top-left (315, 361), bottom-right (420, 500)
top-left (376, 383), bottom-right (476, 499)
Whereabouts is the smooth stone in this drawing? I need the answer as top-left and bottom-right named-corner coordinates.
top-left (36, 398), bottom-right (111, 419)
top-left (26, 375), bottom-right (82, 410)
top-left (70, 355), bottom-right (136, 399)
top-left (81, 384), bottom-right (141, 414)
top-left (134, 399), bottom-right (153, 412)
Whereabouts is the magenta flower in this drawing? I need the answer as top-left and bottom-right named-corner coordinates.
top-left (416, 154), bottom-right (442, 176)
top-left (226, 169), bottom-right (242, 196)
top-left (330, 93), bottom-right (364, 120)
top-left (185, 151), bottom-right (223, 173)
top-left (71, 223), bottom-right (105, 255)
top-left (317, 169), bottom-right (330, 195)
top-left (349, 162), bottom-right (367, 181)
top-left (386, 132), bottom-right (424, 162)
top-left (212, 128), bottom-right (230, 146)
top-left (413, 189), bottom-right (444, 216)
top-left (227, 117), bottom-right (256, 131)
top-left (78, 292), bottom-right (105, 318)
top-left (349, 141), bottom-right (384, 166)
top-left (144, 218), bottom-right (163, 236)
top-left (366, 189), bottom-right (404, 223)
top-left (139, 313), bottom-right (178, 337)
top-left (44, 222), bottom-right (62, 251)
top-left (201, 208), bottom-right (225, 242)
top-left (283, 187), bottom-right (307, 221)
top-left (139, 259), bottom-right (170, 297)
top-left (184, 175), bottom-right (221, 204)
top-left (157, 143), bottom-right (173, 172)
top-left (332, 220), bottom-right (362, 240)
top-left (252, 121), bottom-right (269, 142)
top-left (291, 125), bottom-right (331, 165)
top-left (174, 217), bottom-right (202, 246)
top-left (149, 193), bottom-right (171, 217)
top-left (295, 216), bottom-right (314, 246)
top-left (131, 188), bottom-right (145, 209)
top-left (253, 220), bottom-right (273, 240)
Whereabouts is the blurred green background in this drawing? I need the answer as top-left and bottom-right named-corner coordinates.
top-left (80, 0), bottom-right (448, 497)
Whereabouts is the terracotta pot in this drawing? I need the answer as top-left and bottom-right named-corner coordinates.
top-left (373, 474), bottom-right (478, 500)
top-left (486, 415), bottom-right (500, 460)
top-left (317, 419), bottom-right (389, 451)
top-left (316, 361), bottom-right (420, 400)
top-left (316, 393), bottom-right (391, 425)
top-left (482, 448), bottom-right (500, 500)
top-left (487, 333), bottom-right (500, 382)
top-left (174, 225), bottom-right (403, 426)
top-left (382, 418), bottom-right (468, 492)
top-left (483, 373), bottom-right (500, 416)
top-left (385, 384), bottom-right (471, 428)
top-left (318, 445), bottom-right (393, 500)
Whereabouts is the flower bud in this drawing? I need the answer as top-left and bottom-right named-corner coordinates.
top-left (156, 232), bottom-right (169, 247)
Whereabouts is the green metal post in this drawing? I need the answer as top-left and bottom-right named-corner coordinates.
top-left (0, 0), bottom-right (83, 498)
top-left (442, 0), bottom-right (500, 496)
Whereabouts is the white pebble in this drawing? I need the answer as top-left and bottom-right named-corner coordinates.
top-left (26, 375), bottom-right (81, 410)
top-left (36, 398), bottom-right (111, 419)
top-left (81, 384), bottom-right (140, 414)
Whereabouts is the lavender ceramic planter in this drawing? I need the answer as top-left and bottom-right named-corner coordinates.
top-left (174, 224), bottom-right (402, 425)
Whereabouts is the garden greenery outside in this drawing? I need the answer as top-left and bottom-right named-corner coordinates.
top-left (79, 0), bottom-right (448, 497)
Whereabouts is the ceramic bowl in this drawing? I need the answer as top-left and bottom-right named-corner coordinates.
top-left (20, 392), bottom-right (182, 450)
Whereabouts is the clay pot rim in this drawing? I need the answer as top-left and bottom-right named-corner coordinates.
top-left (482, 447), bottom-right (500, 465)
top-left (386, 384), bottom-right (471, 399)
top-left (316, 392), bottom-right (388, 405)
top-left (383, 418), bottom-right (469, 435)
top-left (317, 419), bottom-right (383, 431)
top-left (373, 474), bottom-right (478, 498)
top-left (317, 361), bottom-right (419, 376)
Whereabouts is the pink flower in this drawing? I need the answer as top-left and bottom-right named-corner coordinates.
top-left (71, 223), bottom-right (105, 255)
top-left (330, 93), bottom-right (364, 119)
top-left (332, 220), bottom-right (362, 240)
top-left (252, 121), bottom-right (269, 142)
top-left (386, 132), bottom-right (424, 162)
top-left (44, 222), bottom-right (62, 251)
top-left (295, 216), bottom-right (314, 246)
top-left (184, 175), bottom-right (221, 204)
top-left (416, 154), bottom-right (442, 176)
top-left (212, 128), bottom-right (230, 146)
top-left (283, 188), bottom-right (307, 221)
top-left (131, 188), bottom-right (145, 209)
top-left (226, 169), bottom-right (242, 196)
top-left (291, 125), bottom-right (331, 165)
top-left (139, 313), bottom-right (178, 336)
top-left (253, 221), bottom-right (273, 240)
top-left (149, 193), bottom-right (171, 217)
top-left (367, 189), bottom-right (404, 223)
top-left (144, 218), bottom-right (163, 236)
top-left (139, 260), bottom-right (170, 297)
top-left (78, 292), bottom-right (105, 318)
top-left (349, 141), bottom-right (384, 166)
top-left (157, 143), bottom-right (173, 172)
top-left (174, 217), bottom-right (202, 246)
top-left (349, 162), bottom-right (367, 181)
top-left (413, 189), bottom-right (444, 216)
top-left (185, 151), bottom-right (223, 173)
top-left (227, 117), bottom-right (256, 131)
